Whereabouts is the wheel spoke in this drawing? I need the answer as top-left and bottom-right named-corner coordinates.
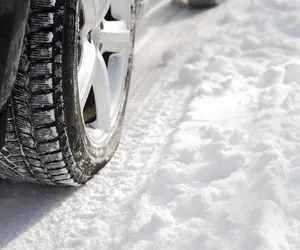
top-left (81, 0), bottom-right (112, 36)
top-left (79, 39), bottom-right (96, 110)
top-left (111, 0), bottom-right (131, 27)
top-left (107, 49), bottom-right (129, 123)
top-left (100, 21), bottom-right (130, 53)
top-left (92, 51), bottom-right (111, 132)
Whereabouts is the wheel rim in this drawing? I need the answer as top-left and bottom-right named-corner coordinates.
top-left (78, 0), bottom-right (131, 147)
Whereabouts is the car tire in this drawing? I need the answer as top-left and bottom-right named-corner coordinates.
top-left (0, 0), bottom-right (137, 186)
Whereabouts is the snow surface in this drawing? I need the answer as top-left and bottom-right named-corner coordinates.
top-left (1, 0), bottom-right (300, 249)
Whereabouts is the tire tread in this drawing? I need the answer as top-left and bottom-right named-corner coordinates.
top-left (0, 0), bottom-right (84, 185)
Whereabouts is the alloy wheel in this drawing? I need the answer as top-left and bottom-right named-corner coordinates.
top-left (79, 0), bottom-right (132, 147)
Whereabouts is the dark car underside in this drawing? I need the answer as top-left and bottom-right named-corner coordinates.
top-left (0, 0), bottom-right (30, 148)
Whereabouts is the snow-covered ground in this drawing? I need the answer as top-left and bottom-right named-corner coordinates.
top-left (1, 0), bottom-right (300, 249)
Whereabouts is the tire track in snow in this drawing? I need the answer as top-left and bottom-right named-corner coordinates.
top-left (112, 1), bottom-right (300, 249)
top-left (55, 6), bottom-right (225, 248)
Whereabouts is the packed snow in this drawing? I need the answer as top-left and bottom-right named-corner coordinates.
top-left (1, 0), bottom-right (300, 249)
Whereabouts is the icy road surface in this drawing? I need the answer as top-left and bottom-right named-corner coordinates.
top-left (1, 0), bottom-right (300, 249)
